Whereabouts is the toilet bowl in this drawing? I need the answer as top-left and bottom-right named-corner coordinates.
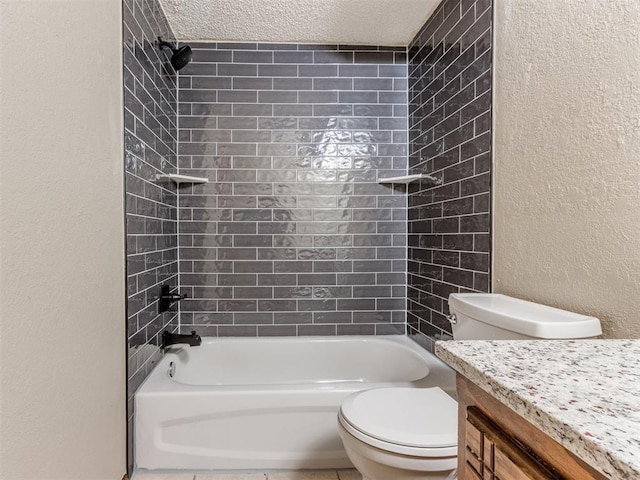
top-left (338, 293), bottom-right (603, 480)
top-left (337, 387), bottom-right (458, 480)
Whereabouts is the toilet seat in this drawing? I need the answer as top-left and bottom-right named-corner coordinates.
top-left (339, 387), bottom-right (458, 457)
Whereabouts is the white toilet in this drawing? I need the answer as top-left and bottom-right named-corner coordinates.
top-left (338, 293), bottom-right (602, 480)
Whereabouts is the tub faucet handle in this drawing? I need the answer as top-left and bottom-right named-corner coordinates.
top-left (158, 284), bottom-right (188, 313)
top-left (168, 292), bottom-right (188, 301)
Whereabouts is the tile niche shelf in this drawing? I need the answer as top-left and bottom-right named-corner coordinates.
top-left (377, 173), bottom-right (439, 185)
top-left (156, 173), bottom-right (209, 185)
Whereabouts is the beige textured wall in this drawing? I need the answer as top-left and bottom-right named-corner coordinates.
top-left (0, 1), bottom-right (126, 479)
top-left (493, 0), bottom-right (640, 338)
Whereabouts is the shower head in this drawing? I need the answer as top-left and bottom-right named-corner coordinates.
top-left (157, 37), bottom-right (193, 71)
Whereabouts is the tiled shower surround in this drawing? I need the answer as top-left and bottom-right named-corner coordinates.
top-left (176, 44), bottom-right (409, 336)
top-left (123, 0), bottom-right (178, 471)
top-left (407, 0), bottom-right (493, 349)
top-left (123, 0), bottom-right (494, 471)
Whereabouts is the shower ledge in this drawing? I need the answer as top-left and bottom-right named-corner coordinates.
top-left (377, 173), bottom-right (439, 185)
top-left (156, 173), bottom-right (209, 185)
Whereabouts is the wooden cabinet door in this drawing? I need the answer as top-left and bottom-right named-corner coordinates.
top-left (457, 375), bottom-right (607, 480)
top-left (464, 407), bottom-right (559, 480)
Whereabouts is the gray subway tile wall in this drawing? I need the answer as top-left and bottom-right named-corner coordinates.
top-left (123, 0), bottom-right (178, 472)
top-left (176, 43), bottom-right (409, 336)
top-left (407, 0), bottom-right (493, 351)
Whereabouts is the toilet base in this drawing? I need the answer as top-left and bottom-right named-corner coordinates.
top-left (338, 422), bottom-right (456, 480)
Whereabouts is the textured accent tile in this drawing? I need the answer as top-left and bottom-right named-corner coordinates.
top-left (298, 324), bottom-right (337, 336)
top-left (178, 43), bottom-right (408, 336)
top-left (407, 0), bottom-right (492, 346)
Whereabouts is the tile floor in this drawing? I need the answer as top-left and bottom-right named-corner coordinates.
top-left (131, 469), bottom-right (362, 480)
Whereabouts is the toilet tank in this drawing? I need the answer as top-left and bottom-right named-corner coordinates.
top-left (448, 293), bottom-right (602, 340)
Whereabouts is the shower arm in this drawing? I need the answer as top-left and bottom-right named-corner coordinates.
top-left (157, 37), bottom-right (177, 53)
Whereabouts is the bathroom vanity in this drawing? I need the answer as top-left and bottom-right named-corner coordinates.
top-left (436, 340), bottom-right (640, 480)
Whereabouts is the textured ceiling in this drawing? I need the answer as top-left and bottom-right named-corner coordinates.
top-left (158, 0), bottom-right (441, 46)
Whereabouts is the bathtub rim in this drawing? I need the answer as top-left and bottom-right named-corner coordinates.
top-left (136, 335), bottom-right (455, 396)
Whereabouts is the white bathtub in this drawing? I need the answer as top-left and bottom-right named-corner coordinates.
top-left (135, 335), bottom-right (455, 471)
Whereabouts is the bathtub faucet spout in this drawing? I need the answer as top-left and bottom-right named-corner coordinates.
top-left (162, 330), bottom-right (201, 349)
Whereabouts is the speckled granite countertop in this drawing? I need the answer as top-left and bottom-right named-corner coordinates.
top-left (435, 340), bottom-right (640, 480)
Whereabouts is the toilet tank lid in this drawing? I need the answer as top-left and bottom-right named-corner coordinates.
top-left (449, 293), bottom-right (602, 338)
